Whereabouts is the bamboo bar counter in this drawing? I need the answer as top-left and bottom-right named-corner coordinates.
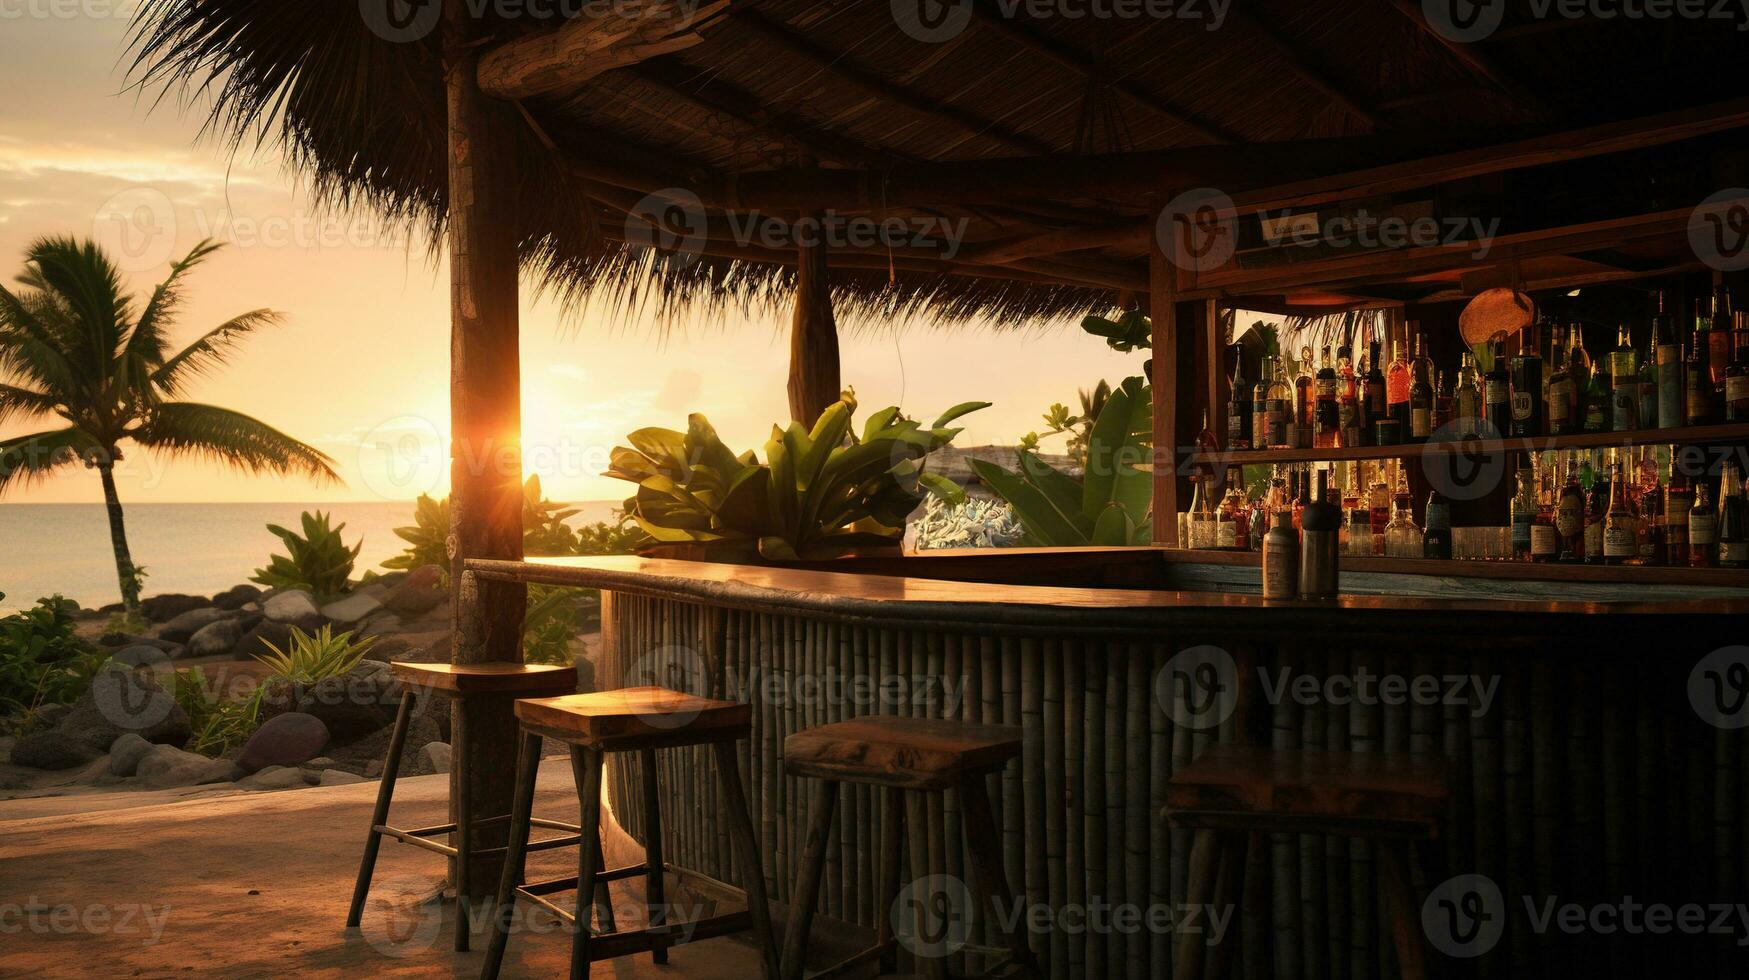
top-left (471, 552), bottom-right (1749, 978)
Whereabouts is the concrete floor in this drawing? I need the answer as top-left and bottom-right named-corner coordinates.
top-left (0, 764), bottom-right (774, 979)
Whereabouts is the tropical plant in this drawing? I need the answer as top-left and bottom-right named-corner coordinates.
top-left (574, 514), bottom-right (652, 556)
top-left (173, 667), bottom-right (264, 757)
top-left (1081, 310), bottom-right (1151, 352)
top-left (521, 585), bottom-right (593, 666)
top-left (383, 475), bottom-right (634, 574)
top-left (971, 376), bottom-right (1153, 546)
top-left (0, 595), bottom-right (110, 728)
top-left (382, 493), bottom-right (450, 573)
top-left (910, 495), bottom-right (1028, 551)
top-left (254, 624), bottom-right (374, 684)
top-left (1026, 380), bottom-right (1111, 468)
top-left (608, 394), bottom-right (986, 560)
top-left (0, 237), bottom-right (339, 609)
top-left (251, 510), bottom-right (361, 596)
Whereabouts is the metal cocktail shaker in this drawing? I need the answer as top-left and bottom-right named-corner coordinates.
top-left (1298, 469), bottom-right (1341, 598)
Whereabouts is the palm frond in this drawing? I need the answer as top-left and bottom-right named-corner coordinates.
top-left (152, 308), bottom-right (283, 394)
top-left (23, 237), bottom-right (133, 373)
top-left (0, 427), bottom-right (98, 495)
top-left (135, 401), bottom-right (339, 483)
top-left (0, 383), bottom-right (58, 428)
top-left (0, 286), bottom-right (78, 395)
top-left (130, 238), bottom-right (227, 372)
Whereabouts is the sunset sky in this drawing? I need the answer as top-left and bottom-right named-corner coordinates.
top-left (0, 12), bottom-right (1143, 506)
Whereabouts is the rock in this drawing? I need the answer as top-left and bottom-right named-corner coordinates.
top-left (135, 744), bottom-right (236, 788)
top-left (258, 658), bottom-right (398, 740)
top-left (99, 633), bottom-right (178, 651)
top-left (211, 584), bottom-right (264, 611)
top-left (370, 629), bottom-right (450, 665)
top-left (187, 617), bottom-right (251, 658)
top-left (364, 758), bottom-right (384, 778)
top-left (263, 590), bottom-right (323, 629)
top-left (107, 733), bottom-right (154, 776)
top-left (58, 667), bottom-right (191, 752)
top-left (419, 741), bottom-right (452, 774)
top-left (140, 593), bottom-right (210, 623)
top-left (231, 620), bottom-right (295, 660)
top-left (355, 610), bottom-right (405, 636)
top-left (238, 766), bottom-right (309, 791)
top-left (381, 565), bottom-right (446, 615)
top-left (319, 768), bottom-right (368, 786)
top-left (155, 606), bottom-right (232, 644)
top-left (112, 643), bottom-right (175, 668)
top-left (237, 712), bottom-right (330, 772)
top-left (35, 703), bottom-right (72, 728)
top-left (9, 730), bottom-right (102, 770)
top-left (321, 593), bottom-right (383, 627)
top-left (301, 756), bottom-right (339, 771)
top-left (95, 602), bottom-right (125, 616)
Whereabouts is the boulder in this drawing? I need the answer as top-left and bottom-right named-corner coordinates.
top-left (263, 589), bottom-right (323, 629)
top-left (139, 593), bottom-right (209, 623)
top-left (381, 566), bottom-right (446, 615)
top-left (319, 769), bottom-right (368, 786)
top-left (107, 733), bottom-right (154, 776)
top-left (99, 632), bottom-right (177, 651)
top-left (238, 766), bottom-right (309, 791)
top-left (419, 742), bottom-right (452, 774)
top-left (211, 584), bottom-right (264, 611)
top-left (155, 606), bottom-right (232, 644)
top-left (136, 744), bottom-right (237, 788)
top-left (187, 617), bottom-right (252, 658)
top-left (111, 643), bottom-right (176, 668)
top-left (231, 620), bottom-right (294, 660)
top-left (237, 712), bottom-right (330, 772)
top-left (9, 730), bottom-right (102, 770)
top-left (35, 702), bottom-right (72, 728)
top-left (355, 610), bottom-right (405, 636)
top-left (322, 593), bottom-right (383, 628)
top-left (369, 629), bottom-right (450, 665)
top-left (57, 667), bottom-right (191, 753)
top-left (259, 663), bottom-right (396, 741)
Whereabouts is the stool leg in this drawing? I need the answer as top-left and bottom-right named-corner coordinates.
top-left (1205, 830), bottom-right (1250, 980)
top-left (479, 730), bottom-right (543, 980)
top-left (1381, 841), bottom-right (1429, 980)
top-left (347, 689), bottom-right (414, 928)
top-left (1175, 828), bottom-right (1224, 980)
top-left (640, 747), bottom-right (668, 964)
top-left (570, 746), bottom-right (605, 980)
top-left (453, 703), bottom-right (472, 952)
top-left (904, 790), bottom-right (950, 980)
top-left (712, 740), bottom-right (780, 980)
top-left (590, 828), bottom-right (617, 935)
top-left (780, 778), bottom-right (840, 980)
top-left (873, 786), bottom-right (905, 973)
top-left (957, 773), bottom-right (1043, 980)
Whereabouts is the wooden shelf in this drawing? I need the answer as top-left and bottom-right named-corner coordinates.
top-left (1211, 422), bottom-right (1749, 466)
top-left (1159, 547), bottom-right (1749, 587)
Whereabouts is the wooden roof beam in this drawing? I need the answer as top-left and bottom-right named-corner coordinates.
top-left (1226, 9), bottom-right (1378, 129)
top-left (1381, 0), bottom-right (1550, 118)
top-left (477, 0), bottom-right (728, 99)
top-left (967, 4), bottom-right (1240, 144)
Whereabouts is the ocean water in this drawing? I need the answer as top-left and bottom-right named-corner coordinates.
top-left (0, 500), bottom-right (622, 611)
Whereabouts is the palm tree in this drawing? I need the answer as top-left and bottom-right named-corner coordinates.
top-left (0, 237), bottom-right (339, 610)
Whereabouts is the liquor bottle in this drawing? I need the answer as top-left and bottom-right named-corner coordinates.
top-left (1583, 341), bottom-right (1612, 433)
top-left (1665, 451), bottom-right (1693, 566)
top-left (1710, 284), bottom-right (1735, 396)
top-left (1292, 465), bottom-right (1308, 532)
top-left (1547, 324), bottom-right (1577, 435)
top-left (1251, 355), bottom-right (1271, 454)
top-left (1510, 326), bottom-right (1544, 437)
top-left (1687, 338), bottom-right (1714, 426)
top-left (1634, 447), bottom-right (1662, 566)
top-left (1719, 461), bottom-right (1747, 568)
top-left (1638, 334), bottom-right (1658, 430)
top-left (1337, 343), bottom-right (1361, 448)
top-left (1217, 465), bottom-right (1250, 550)
top-left (1261, 500), bottom-right (1298, 599)
top-left (1728, 315), bottom-right (1749, 422)
top-left (1408, 351), bottom-right (1433, 443)
top-left (1294, 346), bottom-right (1315, 449)
top-left (1384, 474), bottom-right (1422, 559)
top-left (1583, 451), bottom-right (1608, 564)
top-left (1609, 323), bottom-right (1638, 431)
top-left (1510, 456), bottom-right (1536, 560)
top-left (1570, 323), bottom-right (1592, 398)
top-left (1227, 345), bottom-right (1251, 451)
top-left (1435, 370), bottom-right (1453, 432)
top-left (1452, 351), bottom-right (1481, 438)
top-left (1314, 345), bottom-right (1339, 449)
top-left (1411, 329), bottom-right (1435, 397)
top-left (1364, 339), bottom-right (1387, 440)
top-left (1483, 339), bottom-right (1511, 438)
top-left (1195, 409), bottom-right (1218, 480)
top-left (1423, 488), bottom-right (1452, 559)
top-left (1386, 339), bottom-right (1411, 433)
top-left (1654, 289), bottom-right (1683, 429)
top-left (1603, 453), bottom-right (1635, 565)
top-left (1369, 476), bottom-right (1390, 556)
top-left (1298, 468), bottom-right (1341, 599)
top-left (1531, 459), bottom-right (1559, 563)
top-left (1266, 356), bottom-right (1294, 449)
top-left (1690, 477), bottom-right (1718, 568)
top-left (1556, 452), bottom-right (1587, 562)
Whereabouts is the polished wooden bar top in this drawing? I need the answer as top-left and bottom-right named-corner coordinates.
top-left (465, 554), bottom-right (1749, 640)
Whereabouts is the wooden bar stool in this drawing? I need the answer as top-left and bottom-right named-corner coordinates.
top-left (346, 662), bottom-right (610, 952)
top-left (478, 685), bottom-right (780, 980)
top-left (1163, 745), bottom-right (1450, 980)
top-left (779, 715), bottom-right (1043, 980)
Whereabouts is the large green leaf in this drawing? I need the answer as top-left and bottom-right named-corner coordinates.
top-left (1080, 376), bottom-right (1151, 523)
top-left (931, 401), bottom-right (992, 429)
top-left (625, 427), bottom-right (690, 481)
top-left (969, 459), bottom-right (1090, 546)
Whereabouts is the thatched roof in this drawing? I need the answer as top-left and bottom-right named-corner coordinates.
top-left (127, 1), bottom-right (1749, 327)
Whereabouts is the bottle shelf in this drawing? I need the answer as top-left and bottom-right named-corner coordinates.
top-left (1209, 421), bottom-right (1749, 466)
top-left (1159, 546), bottom-right (1749, 587)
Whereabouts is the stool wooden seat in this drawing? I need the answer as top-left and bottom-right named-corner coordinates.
top-left (479, 687), bottom-right (778, 980)
top-left (1164, 746), bottom-right (1451, 980)
top-left (780, 716), bottom-right (1040, 980)
top-left (346, 661), bottom-right (600, 953)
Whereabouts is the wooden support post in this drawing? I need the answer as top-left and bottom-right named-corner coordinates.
top-left (788, 215), bottom-right (842, 424)
top-left (445, 0), bottom-right (526, 910)
top-left (1148, 224), bottom-right (1213, 544)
